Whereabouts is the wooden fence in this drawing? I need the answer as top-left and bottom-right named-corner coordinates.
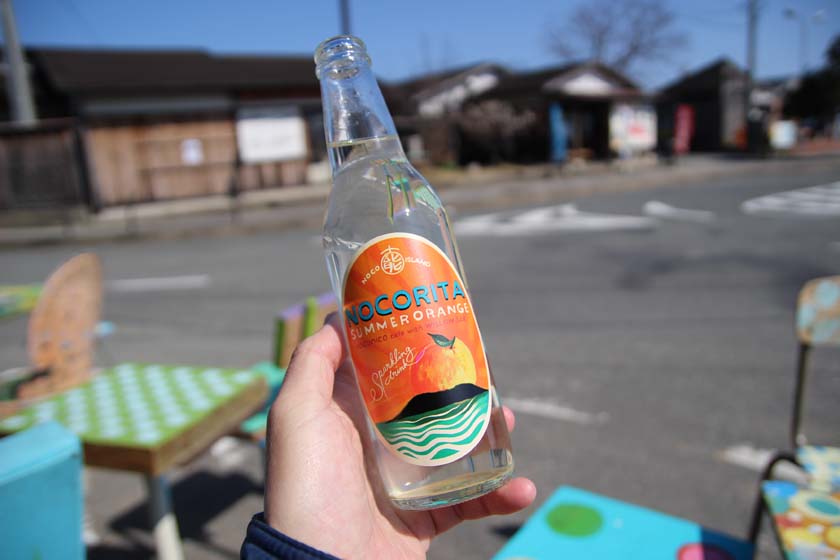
top-left (0, 120), bottom-right (89, 211)
top-left (0, 117), bottom-right (312, 211)
top-left (86, 119), bottom-right (308, 206)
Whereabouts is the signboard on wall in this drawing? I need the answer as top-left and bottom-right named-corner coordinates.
top-left (180, 138), bottom-right (204, 166)
top-left (609, 104), bottom-right (657, 155)
top-left (236, 106), bottom-right (308, 163)
top-left (770, 120), bottom-right (797, 150)
top-left (674, 104), bottom-right (695, 155)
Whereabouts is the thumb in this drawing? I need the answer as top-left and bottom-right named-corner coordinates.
top-left (276, 313), bottom-right (346, 413)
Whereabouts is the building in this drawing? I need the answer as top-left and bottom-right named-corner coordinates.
top-left (656, 58), bottom-right (749, 152)
top-left (382, 61), bottom-right (654, 166)
top-left (472, 62), bottom-right (655, 162)
top-left (1, 48), bottom-right (657, 212)
top-left (1, 48), bottom-right (322, 210)
top-left (381, 63), bottom-right (510, 164)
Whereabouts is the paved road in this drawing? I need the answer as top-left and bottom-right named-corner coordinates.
top-left (2, 157), bottom-right (839, 559)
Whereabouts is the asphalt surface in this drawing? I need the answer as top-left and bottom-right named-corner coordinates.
top-left (2, 156), bottom-right (839, 559)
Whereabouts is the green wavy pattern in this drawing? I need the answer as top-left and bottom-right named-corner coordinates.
top-left (377, 391), bottom-right (489, 462)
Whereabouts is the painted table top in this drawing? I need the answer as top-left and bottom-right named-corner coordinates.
top-left (0, 363), bottom-right (266, 474)
top-left (494, 486), bottom-right (753, 560)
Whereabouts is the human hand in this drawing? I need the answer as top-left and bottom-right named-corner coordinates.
top-left (263, 314), bottom-right (536, 559)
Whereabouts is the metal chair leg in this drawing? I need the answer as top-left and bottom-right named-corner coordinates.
top-left (747, 489), bottom-right (765, 551)
top-left (746, 451), bottom-right (799, 555)
top-left (790, 343), bottom-right (811, 449)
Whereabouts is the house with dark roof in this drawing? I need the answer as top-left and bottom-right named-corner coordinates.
top-left (463, 61), bottom-right (655, 162)
top-left (656, 58), bottom-right (749, 152)
top-left (4, 48), bottom-right (320, 118)
top-left (381, 60), bottom-right (653, 165)
top-left (379, 63), bottom-right (511, 163)
top-left (1, 47), bottom-right (323, 208)
top-left (1, 48), bottom-right (656, 211)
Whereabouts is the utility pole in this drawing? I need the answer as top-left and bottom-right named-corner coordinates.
top-left (339, 0), bottom-right (351, 35)
top-left (0, 0), bottom-right (36, 125)
top-left (744, 0), bottom-right (757, 150)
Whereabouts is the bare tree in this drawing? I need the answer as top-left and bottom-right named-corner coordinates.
top-left (546, 0), bottom-right (687, 72)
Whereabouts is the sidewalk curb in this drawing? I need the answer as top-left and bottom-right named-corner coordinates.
top-left (1, 154), bottom-right (838, 247)
top-left (95, 184), bottom-right (331, 222)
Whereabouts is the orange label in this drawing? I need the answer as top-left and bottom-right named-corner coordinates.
top-left (342, 233), bottom-right (491, 466)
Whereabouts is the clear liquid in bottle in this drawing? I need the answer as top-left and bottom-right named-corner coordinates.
top-left (317, 36), bottom-right (513, 510)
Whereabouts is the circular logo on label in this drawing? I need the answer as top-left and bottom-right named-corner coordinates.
top-left (380, 245), bottom-right (405, 275)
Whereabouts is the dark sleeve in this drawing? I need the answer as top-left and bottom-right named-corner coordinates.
top-left (241, 514), bottom-right (342, 560)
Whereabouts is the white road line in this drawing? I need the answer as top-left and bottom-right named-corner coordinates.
top-left (742, 181), bottom-right (840, 217)
top-left (643, 201), bottom-right (716, 223)
top-left (717, 443), bottom-right (808, 482)
top-left (456, 204), bottom-right (656, 237)
top-left (503, 397), bottom-right (610, 426)
top-left (209, 435), bottom-right (251, 471)
top-left (109, 274), bottom-right (211, 293)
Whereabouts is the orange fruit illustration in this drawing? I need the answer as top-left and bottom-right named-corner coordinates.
top-left (411, 333), bottom-right (477, 395)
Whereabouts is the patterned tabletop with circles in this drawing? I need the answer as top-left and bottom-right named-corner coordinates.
top-left (0, 363), bottom-right (259, 448)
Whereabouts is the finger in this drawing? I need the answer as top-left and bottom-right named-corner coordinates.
top-left (453, 477), bottom-right (537, 521)
top-left (277, 318), bottom-right (346, 409)
top-left (325, 313), bottom-right (356, 387)
top-left (323, 310), bottom-right (340, 329)
top-left (503, 405), bottom-right (515, 433)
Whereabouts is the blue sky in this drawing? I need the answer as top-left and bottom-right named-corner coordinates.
top-left (9, 0), bottom-right (840, 89)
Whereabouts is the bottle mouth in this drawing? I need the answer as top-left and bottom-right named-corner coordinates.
top-left (314, 35), bottom-right (371, 78)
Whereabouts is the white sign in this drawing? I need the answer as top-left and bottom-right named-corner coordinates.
top-left (180, 138), bottom-right (204, 166)
top-left (609, 104), bottom-right (657, 154)
top-left (236, 106), bottom-right (308, 163)
top-left (770, 120), bottom-right (797, 150)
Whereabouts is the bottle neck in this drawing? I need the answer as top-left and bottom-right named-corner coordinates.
top-left (315, 36), bottom-right (402, 173)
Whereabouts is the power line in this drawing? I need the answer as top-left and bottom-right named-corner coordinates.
top-left (48, 0), bottom-right (103, 45)
top-left (672, 10), bottom-right (746, 29)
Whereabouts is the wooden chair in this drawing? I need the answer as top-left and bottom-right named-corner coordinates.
top-left (748, 275), bottom-right (840, 558)
top-left (0, 253), bottom-right (102, 417)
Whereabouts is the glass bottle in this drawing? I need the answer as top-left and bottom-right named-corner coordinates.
top-left (315, 35), bottom-right (513, 510)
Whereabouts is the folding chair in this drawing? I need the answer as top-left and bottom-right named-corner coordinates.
top-left (747, 275), bottom-right (840, 558)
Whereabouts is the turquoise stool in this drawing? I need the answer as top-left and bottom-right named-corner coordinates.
top-left (494, 486), bottom-right (753, 559)
top-left (0, 421), bottom-right (84, 560)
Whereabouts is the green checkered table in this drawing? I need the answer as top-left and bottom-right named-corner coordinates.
top-left (0, 362), bottom-right (267, 560)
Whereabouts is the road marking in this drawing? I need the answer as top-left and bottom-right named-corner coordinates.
top-left (109, 274), bottom-right (211, 293)
top-left (83, 511), bottom-right (101, 546)
top-left (503, 397), bottom-right (610, 425)
top-left (209, 435), bottom-right (251, 471)
top-left (643, 201), bottom-right (716, 223)
top-left (456, 204), bottom-right (657, 236)
top-left (742, 181), bottom-right (840, 216)
top-left (717, 443), bottom-right (808, 482)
